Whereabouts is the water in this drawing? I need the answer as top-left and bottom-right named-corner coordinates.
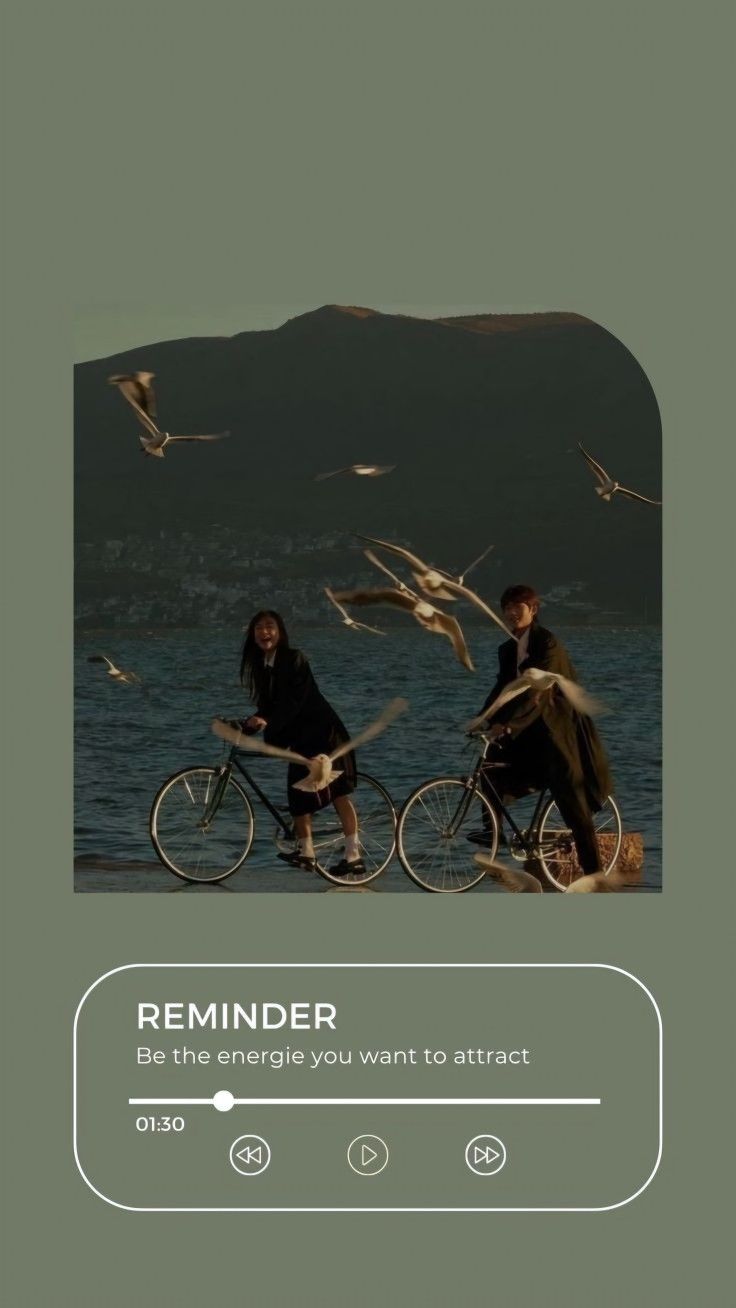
top-left (74, 626), bottom-right (661, 892)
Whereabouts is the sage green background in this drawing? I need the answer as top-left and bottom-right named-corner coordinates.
top-left (1, 3), bottom-right (732, 1306)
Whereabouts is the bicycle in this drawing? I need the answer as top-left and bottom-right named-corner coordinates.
top-left (396, 732), bottom-right (622, 893)
top-left (149, 731), bottom-right (397, 887)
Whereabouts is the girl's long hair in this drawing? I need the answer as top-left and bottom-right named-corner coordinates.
top-left (239, 610), bottom-right (290, 700)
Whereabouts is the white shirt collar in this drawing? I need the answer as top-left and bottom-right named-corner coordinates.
top-left (516, 626), bottom-right (531, 671)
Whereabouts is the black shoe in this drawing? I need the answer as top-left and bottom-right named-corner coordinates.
top-left (329, 858), bottom-right (367, 877)
top-left (277, 850), bottom-right (316, 872)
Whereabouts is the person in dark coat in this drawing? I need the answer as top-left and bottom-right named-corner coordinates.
top-left (239, 610), bottom-right (359, 873)
top-left (475, 585), bottom-right (613, 873)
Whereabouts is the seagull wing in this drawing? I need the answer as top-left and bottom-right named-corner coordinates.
top-left (616, 485), bottom-right (662, 506)
top-left (167, 431), bottom-right (230, 443)
top-left (332, 586), bottom-right (418, 614)
top-left (329, 697), bottom-right (409, 762)
top-left (473, 856), bottom-right (542, 893)
top-left (465, 678), bottom-right (532, 731)
top-left (578, 442), bottom-right (610, 485)
top-left (363, 549), bottom-right (418, 596)
top-left (109, 375), bottom-right (161, 436)
top-left (357, 535), bottom-right (429, 573)
top-left (324, 587), bottom-right (350, 620)
top-left (137, 373), bottom-right (157, 418)
top-left (457, 542), bottom-right (494, 583)
top-left (88, 653), bottom-right (117, 673)
top-left (210, 719), bottom-right (309, 765)
top-left (566, 863), bottom-right (628, 893)
top-left (314, 467), bottom-right (350, 481)
top-left (442, 579), bottom-right (515, 639)
top-left (424, 610), bottom-right (475, 672)
top-left (353, 618), bottom-right (387, 635)
top-left (549, 672), bottom-right (608, 716)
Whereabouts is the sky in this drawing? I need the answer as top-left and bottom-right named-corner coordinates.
top-left (73, 302), bottom-right (548, 363)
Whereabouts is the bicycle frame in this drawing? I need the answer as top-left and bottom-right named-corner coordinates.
top-left (459, 744), bottom-right (550, 855)
top-left (202, 746), bottom-right (293, 839)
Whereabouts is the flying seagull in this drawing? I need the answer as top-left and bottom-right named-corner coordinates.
top-left (324, 587), bottom-right (386, 635)
top-left (108, 372), bottom-right (230, 458)
top-left (315, 464), bottom-right (395, 481)
top-left (87, 653), bottom-right (141, 685)
top-left (465, 667), bottom-right (606, 733)
top-left (578, 443), bottom-right (661, 505)
top-left (358, 535), bottom-right (458, 601)
top-left (474, 855), bottom-right (628, 894)
top-left (334, 582), bottom-right (474, 672)
top-left (211, 698), bottom-right (408, 792)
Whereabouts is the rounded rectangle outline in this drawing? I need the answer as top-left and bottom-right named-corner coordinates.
top-left (73, 962), bottom-right (662, 1213)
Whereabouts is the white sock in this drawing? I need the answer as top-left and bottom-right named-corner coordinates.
top-left (298, 836), bottom-right (315, 859)
top-left (345, 832), bottom-right (360, 862)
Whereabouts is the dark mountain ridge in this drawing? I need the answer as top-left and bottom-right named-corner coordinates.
top-left (75, 306), bottom-right (661, 625)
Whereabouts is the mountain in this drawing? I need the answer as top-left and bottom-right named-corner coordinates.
top-left (74, 305), bottom-right (661, 625)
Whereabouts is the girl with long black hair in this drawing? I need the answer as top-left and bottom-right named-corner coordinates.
top-left (239, 610), bottom-right (360, 873)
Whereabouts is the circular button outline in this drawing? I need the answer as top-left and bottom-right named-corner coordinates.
top-left (465, 1134), bottom-right (507, 1176)
top-left (347, 1133), bottom-right (390, 1177)
top-left (229, 1133), bottom-right (271, 1177)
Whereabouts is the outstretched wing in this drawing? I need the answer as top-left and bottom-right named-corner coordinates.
top-left (617, 485), bottom-right (662, 507)
top-left (457, 542), bottom-right (494, 583)
top-left (210, 719), bottom-right (309, 765)
top-left (357, 534), bottom-right (429, 573)
top-left (329, 697), bottom-right (408, 762)
top-left (578, 442), bottom-right (610, 485)
top-left (363, 549), bottom-right (418, 596)
top-left (441, 578), bottom-right (514, 639)
top-left (465, 678), bottom-right (532, 731)
top-left (332, 586), bottom-right (417, 614)
top-left (314, 467), bottom-right (350, 481)
top-left (87, 653), bottom-right (115, 672)
top-left (426, 610), bottom-right (475, 672)
top-left (167, 431), bottom-right (230, 443)
top-left (550, 673), bottom-right (608, 717)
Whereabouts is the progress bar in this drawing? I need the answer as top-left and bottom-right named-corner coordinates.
top-left (129, 1093), bottom-right (601, 1111)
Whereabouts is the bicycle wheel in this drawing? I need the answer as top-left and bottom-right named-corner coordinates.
top-left (397, 778), bottom-right (499, 892)
top-left (537, 794), bottom-right (622, 891)
top-left (311, 773), bottom-right (397, 886)
top-left (150, 766), bottom-right (255, 883)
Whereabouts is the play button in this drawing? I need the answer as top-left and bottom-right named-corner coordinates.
top-left (347, 1134), bottom-right (389, 1176)
top-left (229, 1134), bottom-right (271, 1176)
top-left (465, 1134), bottom-right (507, 1176)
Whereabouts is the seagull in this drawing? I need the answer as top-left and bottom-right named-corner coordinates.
top-left (334, 582), bottom-right (474, 672)
top-left (473, 857), bottom-right (543, 893)
top-left (465, 666), bottom-right (606, 732)
top-left (358, 535), bottom-right (458, 601)
top-left (578, 443), bottom-right (661, 505)
top-left (324, 587), bottom-right (385, 635)
top-left (87, 654), bottom-right (141, 685)
top-left (108, 372), bottom-right (230, 458)
top-left (211, 698), bottom-right (408, 792)
top-left (474, 855), bottom-right (628, 894)
top-left (315, 464), bottom-right (395, 481)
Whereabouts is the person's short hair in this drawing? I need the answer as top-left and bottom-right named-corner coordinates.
top-left (500, 584), bottom-right (540, 610)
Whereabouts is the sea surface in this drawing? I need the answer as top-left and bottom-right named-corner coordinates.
top-left (74, 626), bottom-right (662, 892)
